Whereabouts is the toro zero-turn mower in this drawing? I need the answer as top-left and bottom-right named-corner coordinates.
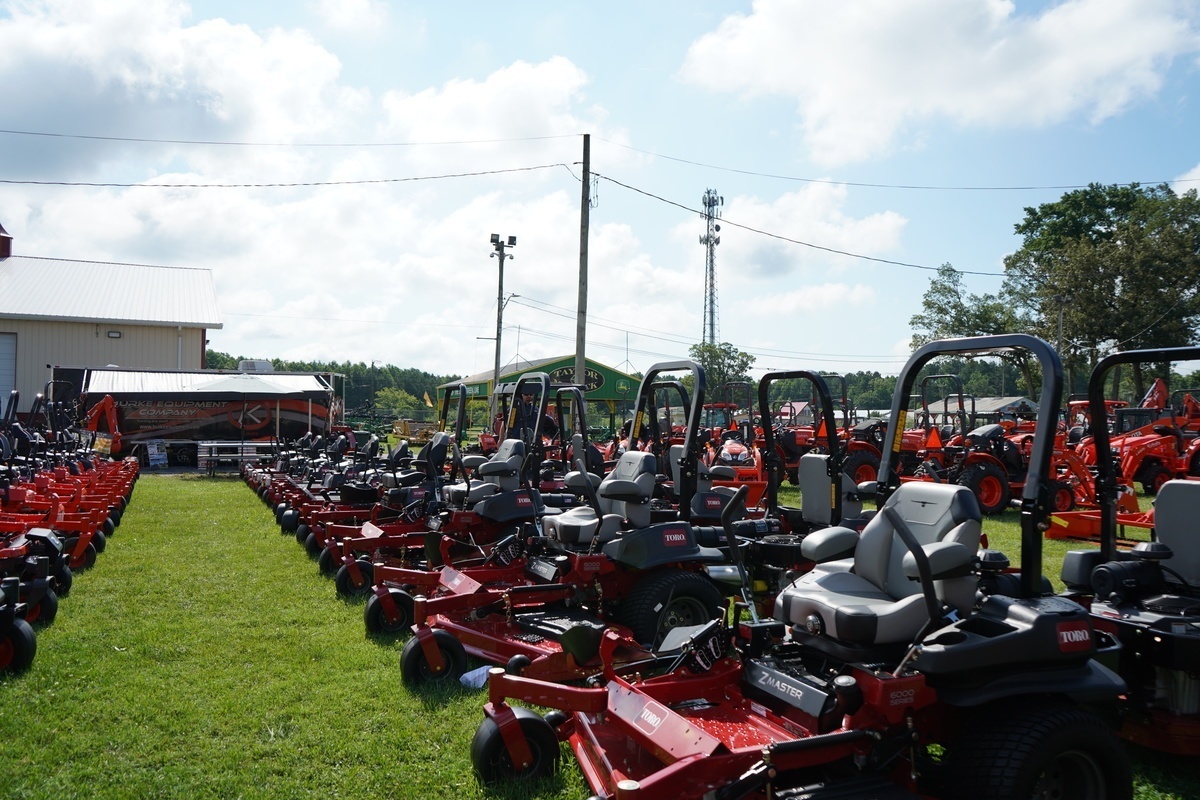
top-left (471, 334), bottom-right (1132, 800)
top-left (1059, 345), bottom-right (1200, 756)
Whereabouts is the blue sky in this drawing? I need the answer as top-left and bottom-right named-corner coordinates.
top-left (2, 0), bottom-right (1198, 381)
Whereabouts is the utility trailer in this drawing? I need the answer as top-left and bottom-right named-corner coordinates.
top-left (52, 366), bottom-right (341, 467)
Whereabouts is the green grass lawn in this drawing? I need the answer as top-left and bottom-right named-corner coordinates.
top-left (0, 475), bottom-right (1193, 799)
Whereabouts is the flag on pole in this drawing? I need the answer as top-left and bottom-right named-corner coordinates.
top-left (423, 391), bottom-right (433, 407)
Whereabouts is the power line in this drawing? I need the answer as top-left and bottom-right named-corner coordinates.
top-left (596, 137), bottom-right (1199, 192)
top-left (0, 163), bottom-right (572, 189)
top-left (0, 128), bottom-right (579, 148)
top-left (594, 171), bottom-right (1005, 277)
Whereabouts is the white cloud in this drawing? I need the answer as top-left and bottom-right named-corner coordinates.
top-left (309, 0), bottom-right (389, 36)
top-left (1174, 162), bottom-right (1200, 193)
top-left (679, 0), bottom-right (1200, 166)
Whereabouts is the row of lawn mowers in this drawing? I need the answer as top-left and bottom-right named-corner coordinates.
top-left (245, 336), bottom-right (1200, 800)
top-left (1, 385), bottom-right (139, 675)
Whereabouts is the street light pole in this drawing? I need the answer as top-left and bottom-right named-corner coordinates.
top-left (490, 234), bottom-right (516, 419)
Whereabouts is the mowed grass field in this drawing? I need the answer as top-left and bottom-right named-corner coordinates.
top-left (0, 474), bottom-right (1193, 799)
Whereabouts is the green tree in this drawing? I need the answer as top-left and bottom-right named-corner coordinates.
top-left (1001, 183), bottom-right (1200, 397)
top-left (205, 349), bottom-right (239, 370)
top-left (374, 387), bottom-right (420, 415)
top-left (909, 264), bottom-right (1039, 396)
top-left (687, 342), bottom-right (756, 391)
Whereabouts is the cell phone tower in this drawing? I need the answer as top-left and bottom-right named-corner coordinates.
top-left (700, 188), bottom-right (723, 346)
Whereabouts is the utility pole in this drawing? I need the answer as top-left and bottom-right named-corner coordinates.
top-left (489, 234), bottom-right (516, 418)
top-left (575, 134), bottom-right (590, 390)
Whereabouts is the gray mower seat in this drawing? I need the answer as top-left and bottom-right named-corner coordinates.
top-left (797, 452), bottom-right (863, 526)
top-left (442, 438), bottom-right (525, 505)
top-left (1154, 480), bottom-right (1200, 586)
top-left (775, 481), bottom-right (982, 645)
top-left (544, 451), bottom-right (657, 546)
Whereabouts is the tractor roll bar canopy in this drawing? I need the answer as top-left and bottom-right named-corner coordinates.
top-left (758, 370), bottom-right (842, 521)
top-left (881, 335), bottom-right (1062, 599)
top-left (1088, 345), bottom-right (1200, 562)
top-left (439, 383), bottom-right (469, 442)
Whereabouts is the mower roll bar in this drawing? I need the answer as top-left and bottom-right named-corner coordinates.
top-left (631, 361), bottom-right (707, 521)
top-left (757, 370), bottom-right (843, 521)
top-left (881, 334), bottom-right (1062, 599)
top-left (1088, 345), bottom-right (1200, 563)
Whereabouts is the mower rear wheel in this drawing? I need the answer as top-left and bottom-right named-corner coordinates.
top-left (842, 450), bottom-right (880, 485)
top-left (958, 461), bottom-right (1010, 515)
top-left (92, 530), bottom-right (107, 554)
top-left (0, 619), bottom-right (37, 675)
top-left (1049, 480), bottom-right (1076, 513)
top-left (334, 559), bottom-right (374, 597)
top-left (400, 629), bottom-right (467, 686)
top-left (364, 589), bottom-right (414, 635)
top-left (471, 707), bottom-right (560, 784)
top-left (280, 508), bottom-right (300, 533)
top-left (942, 703), bottom-right (1130, 800)
top-left (618, 569), bottom-right (724, 647)
top-left (23, 588), bottom-right (58, 627)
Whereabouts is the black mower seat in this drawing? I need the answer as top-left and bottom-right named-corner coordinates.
top-left (776, 482), bottom-right (982, 645)
top-left (443, 438), bottom-right (526, 505)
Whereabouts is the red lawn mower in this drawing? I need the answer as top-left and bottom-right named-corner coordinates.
top-left (472, 334), bottom-right (1132, 800)
top-left (1059, 345), bottom-right (1200, 756)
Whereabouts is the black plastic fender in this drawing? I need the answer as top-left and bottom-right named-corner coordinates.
top-left (601, 521), bottom-right (725, 570)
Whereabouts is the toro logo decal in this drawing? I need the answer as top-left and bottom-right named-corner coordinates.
top-left (633, 700), bottom-right (669, 735)
top-left (1056, 621), bottom-right (1092, 653)
top-left (516, 495), bottom-right (533, 506)
top-left (662, 526), bottom-right (690, 547)
top-left (705, 496), bottom-right (723, 510)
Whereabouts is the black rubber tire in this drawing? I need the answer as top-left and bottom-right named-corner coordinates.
top-left (1049, 480), bottom-right (1076, 513)
top-left (0, 619), bottom-right (37, 675)
top-left (842, 450), bottom-right (880, 485)
top-left (280, 508), bottom-right (300, 533)
top-left (617, 569), bottom-right (724, 647)
top-left (92, 529), bottom-right (107, 554)
top-left (958, 461), bottom-right (1010, 515)
top-left (64, 539), bottom-right (98, 571)
top-left (23, 588), bottom-right (58, 627)
top-left (1138, 463), bottom-right (1172, 495)
top-left (470, 706), bottom-right (560, 784)
top-left (364, 589), bottom-right (414, 635)
top-left (295, 523), bottom-right (311, 545)
top-left (334, 560), bottom-right (374, 597)
top-left (399, 629), bottom-right (467, 686)
top-left (316, 547), bottom-right (337, 576)
top-left (303, 532), bottom-right (323, 559)
top-left (942, 703), bottom-right (1131, 800)
top-left (53, 564), bottom-right (73, 598)
top-left (274, 503), bottom-right (289, 523)
top-left (101, 516), bottom-right (116, 537)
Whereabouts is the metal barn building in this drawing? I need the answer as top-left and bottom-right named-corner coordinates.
top-left (0, 255), bottom-right (223, 410)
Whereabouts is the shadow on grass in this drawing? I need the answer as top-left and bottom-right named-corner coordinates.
top-left (1128, 743), bottom-right (1200, 799)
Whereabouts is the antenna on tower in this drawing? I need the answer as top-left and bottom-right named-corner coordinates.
top-left (699, 188), bottom-right (723, 346)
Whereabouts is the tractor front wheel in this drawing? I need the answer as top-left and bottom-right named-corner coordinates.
top-left (942, 703), bottom-right (1130, 800)
top-left (1138, 463), bottom-right (1172, 495)
top-left (0, 619), bottom-right (37, 675)
top-left (958, 461), bottom-right (1010, 515)
top-left (842, 450), bottom-right (880, 485)
top-left (617, 569), bottom-right (723, 648)
top-left (471, 707), bottom-right (560, 784)
top-left (364, 589), bottom-right (414, 635)
top-left (400, 629), bottom-right (467, 686)
top-left (1049, 480), bottom-right (1076, 513)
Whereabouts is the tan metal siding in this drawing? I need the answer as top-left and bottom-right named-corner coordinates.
top-left (5, 319), bottom-right (204, 408)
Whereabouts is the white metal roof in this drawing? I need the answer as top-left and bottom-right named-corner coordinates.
top-left (82, 369), bottom-right (329, 395)
top-left (0, 257), bottom-right (223, 328)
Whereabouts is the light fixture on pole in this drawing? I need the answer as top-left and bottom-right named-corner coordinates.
top-left (489, 234), bottom-right (516, 418)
